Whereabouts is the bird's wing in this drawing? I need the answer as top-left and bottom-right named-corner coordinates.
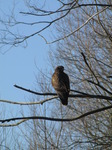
top-left (64, 72), bottom-right (70, 91)
top-left (59, 72), bottom-right (70, 92)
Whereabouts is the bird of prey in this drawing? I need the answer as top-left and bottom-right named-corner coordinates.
top-left (52, 66), bottom-right (70, 105)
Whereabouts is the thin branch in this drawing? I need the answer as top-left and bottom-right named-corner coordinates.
top-left (14, 84), bottom-right (56, 96)
top-left (0, 119), bottom-right (27, 127)
top-left (0, 104), bottom-right (112, 123)
top-left (91, 57), bottom-right (112, 69)
top-left (13, 1), bottom-right (77, 45)
top-left (87, 80), bottom-right (112, 95)
top-left (0, 3), bottom-right (110, 48)
top-left (81, 52), bottom-right (99, 83)
top-left (0, 96), bottom-right (57, 105)
top-left (70, 89), bottom-right (89, 95)
top-left (20, 4), bottom-right (112, 17)
top-left (20, 1), bottom-right (77, 17)
top-left (95, 3), bottom-right (112, 42)
top-left (47, 6), bottom-right (108, 44)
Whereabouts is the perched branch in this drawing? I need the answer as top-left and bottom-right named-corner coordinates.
top-left (14, 84), bottom-right (56, 95)
top-left (0, 84), bottom-right (111, 106)
top-left (70, 89), bottom-right (89, 95)
top-left (14, 84), bottom-right (112, 101)
top-left (0, 104), bottom-right (112, 124)
top-left (0, 94), bottom-right (112, 106)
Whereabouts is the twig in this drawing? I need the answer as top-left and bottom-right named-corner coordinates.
top-left (81, 52), bottom-right (99, 83)
top-left (87, 80), bottom-right (112, 95)
top-left (47, 6), bottom-right (108, 44)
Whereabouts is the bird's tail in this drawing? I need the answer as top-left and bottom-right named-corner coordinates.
top-left (57, 92), bottom-right (69, 105)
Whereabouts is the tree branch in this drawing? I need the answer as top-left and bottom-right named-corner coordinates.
top-left (0, 119), bottom-right (27, 127)
top-left (14, 84), bottom-right (112, 101)
top-left (0, 96), bottom-right (57, 105)
top-left (47, 6), bottom-right (108, 44)
top-left (1, 84), bottom-right (111, 106)
top-left (0, 104), bottom-right (112, 124)
top-left (87, 80), bottom-right (112, 95)
top-left (20, 4), bottom-right (112, 17)
top-left (0, 2), bottom-right (110, 49)
top-left (14, 84), bottom-right (56, 96)
top-left (81, 52), bottom-right (99, 83)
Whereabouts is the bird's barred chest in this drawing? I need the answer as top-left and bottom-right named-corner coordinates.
top-left (52, 72), bottom-right (66, 88)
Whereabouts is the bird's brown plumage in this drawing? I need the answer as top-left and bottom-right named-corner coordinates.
top-left (52, 66), bottom-right (70, 105)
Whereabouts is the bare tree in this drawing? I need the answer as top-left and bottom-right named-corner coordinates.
top-left (48, 0), bottom-right (112, 149)
top-left (0, 0), bottom-right (112, 149)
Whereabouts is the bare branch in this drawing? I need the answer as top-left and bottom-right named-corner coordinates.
top-left (20, 1), bottom-right (77, 17)
top-left (87, 80), bottom-right (112, 95)
top-left (81, 52), bottom-right (99, 83)
top-left (0, 2), bottom-right (110, 49)
top-left (0, 119), bottom-right (27, 127)
top-left (20, 4), bottom-right (112, 17)
top-left (0, 104), bottom-right (112, 124)
top-left (14, 84), bottom-right (112, 101)
top-left (47, 6), bottom-right (108, 44)
top-left (77, 3), bottom-right (112, 7)
top-left (0, 94), bottom-right (112, 106)
top-left (14, 85), bottom-right (112, 101)
top-left (0, 96), bottom-right (57, 105)
top-left (0, 84), bottom-right (111, 106)
top-left (14, 84), bottom-right (56, 96)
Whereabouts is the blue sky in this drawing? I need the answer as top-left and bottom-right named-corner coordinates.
top-left (0, 1), bottom-right (62, 148)
top-left (0, 0), bottom-right (58, 102)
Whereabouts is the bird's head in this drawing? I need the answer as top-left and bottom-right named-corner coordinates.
top-left (55, 66), bottom-right (64, 72)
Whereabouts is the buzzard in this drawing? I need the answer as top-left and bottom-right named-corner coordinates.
top-left (52, 66), bottom-right (70, 105)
